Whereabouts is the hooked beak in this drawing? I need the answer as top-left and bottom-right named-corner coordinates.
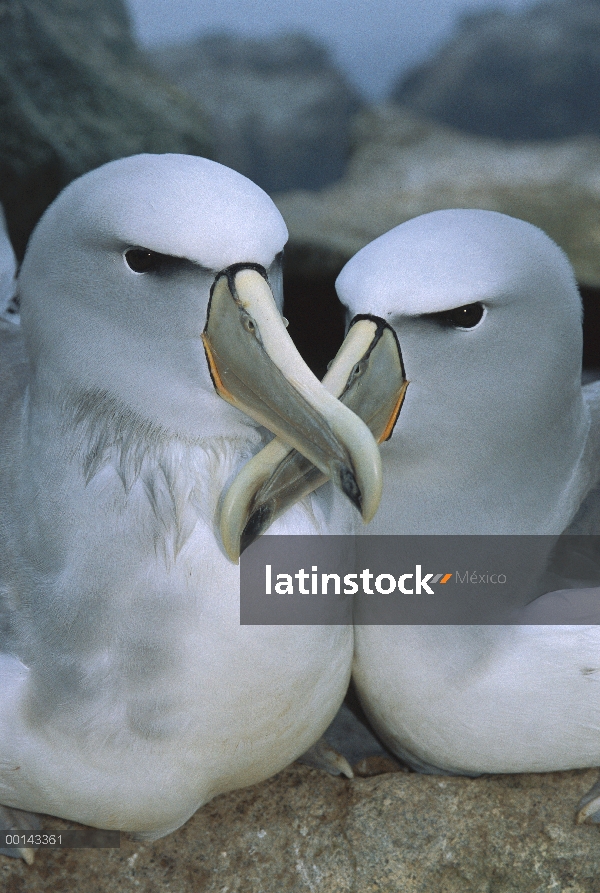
top-left (202, 266), bottom-right (383, 546)
top-left (218, 314), bottom-right (408, 562)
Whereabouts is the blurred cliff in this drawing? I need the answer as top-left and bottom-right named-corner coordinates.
top-left (272, 0), bottom-right (600, 375)
top-left (275, 104), bottom-right (600, 375)
top-left (0, 0), bottom-right (212, 260)
top-left (3, 0), bottom-right (600, 374)
top-left (392, 0), bottom-right (600, 140)
top-left (146, 32), bottom-right (361, 194)
top-left (277, 98), bottom-right (600, 286)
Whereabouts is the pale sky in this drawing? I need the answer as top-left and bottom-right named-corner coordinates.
top-left (126, 0), bottom-right (541, 99)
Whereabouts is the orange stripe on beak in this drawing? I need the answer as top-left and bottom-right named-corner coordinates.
top-left (202, 333), bottom-right (235, 404)
top-left (378, 380), bottom-right (409, 444)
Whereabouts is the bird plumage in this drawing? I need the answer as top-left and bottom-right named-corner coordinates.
top-left (335, 210), bottom-right (600, 780)
top-left (0, 155), bottom-right (354, 844)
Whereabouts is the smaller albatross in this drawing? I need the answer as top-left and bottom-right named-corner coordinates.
top-left (335, 210), bottom-right (600, 819)
top-left (224, 208), bottom-right (600, 820)
top-left (0, 154), bottom-right (383, 860)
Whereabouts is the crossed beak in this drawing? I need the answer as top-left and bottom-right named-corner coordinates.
top-left (202, 265), bottom-right (387, 557)
top-left (203, 266), bottom-right (408, 562)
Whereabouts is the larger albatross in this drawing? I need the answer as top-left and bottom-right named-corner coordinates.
top-left (0, 154), bottom-right (384, 858)
top-left (335, 210), bottom-right (600, 816)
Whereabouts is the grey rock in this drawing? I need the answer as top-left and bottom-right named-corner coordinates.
top-left (275, 104), bottom-right (600, 377)
top-left (0, 0), bottom-right (212, 260)
top-left (322, 703), bottom-right (389, 766)
top-left (275, 105), bottom-right (600, 288)
top-left (4, 764), bottom-right (600, 890)
top-left (148, 33), bottom-right (361, 194)
top-left (392, 0), bottom-right (600, 141)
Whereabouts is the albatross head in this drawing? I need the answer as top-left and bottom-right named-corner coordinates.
top-left (17, 154), bottom-right (381, 521)
top-left (335, 209), bottom-right (589, 533)
top-left (18, 154), bottom-right (286, 440)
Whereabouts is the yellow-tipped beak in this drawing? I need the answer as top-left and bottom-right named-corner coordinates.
top-left (218, 314), bottom-right (407, 561)
top-left (202, 267), bottom-right (384, 548)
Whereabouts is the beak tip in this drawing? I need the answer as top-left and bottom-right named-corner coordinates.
top-left (224, 540), bottom-right (241, 564)
top-left (361, 503), bottom-right (378, 525)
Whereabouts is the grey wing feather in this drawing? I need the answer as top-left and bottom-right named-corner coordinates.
top-left (561, 379), bottom-right (600, 535)
top-left (583, 377), bottom-right (600, 411)
top-left (0, 323), bottom-right (28, 655)
top-left (0, 320), bottom-right (29, 412)
top-left (0, 204), bottom-right (17, 318)
top-left (0, 302), bottom-right (28, 657)
top-left (532, 381), bottom-right (600, 600)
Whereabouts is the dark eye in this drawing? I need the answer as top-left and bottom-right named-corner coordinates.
top-left (426, 303), bottom-right (485, 329)
top-left (125, 248), bottom-right (165, 273)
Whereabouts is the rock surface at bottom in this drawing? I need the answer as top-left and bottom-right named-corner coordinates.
top-left (3, 764), bottom-right (600, 892)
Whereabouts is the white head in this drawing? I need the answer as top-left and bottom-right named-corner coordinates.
top-left (18, 154), bottom-right (287, 440)
top-left (336, 210), bottom-right (589, 533)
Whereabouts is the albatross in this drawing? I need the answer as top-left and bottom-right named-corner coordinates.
top-left (224, 208), bottom-right (600, 820)
top-left (335, 209), bottom-right (600, 818)
top-left (0, 153), bottom-right (384, 860)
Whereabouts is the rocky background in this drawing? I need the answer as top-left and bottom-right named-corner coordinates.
top-left (148, 32), bottom-right (361, 195)
top-left (145, 0), bottom-right (600, 377)
top-left (276, 103), bottom-right (600, 374)
top-left (0, 0), bottom-right (212, 260)
top-left (3, 0), bottom-right (600, 372)
top-left (270, 0), bottom-right (600, 375)
top-left (393, 0), bottom-right (600, 141)
top-left (3, 0), bottom-right (600, 888)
